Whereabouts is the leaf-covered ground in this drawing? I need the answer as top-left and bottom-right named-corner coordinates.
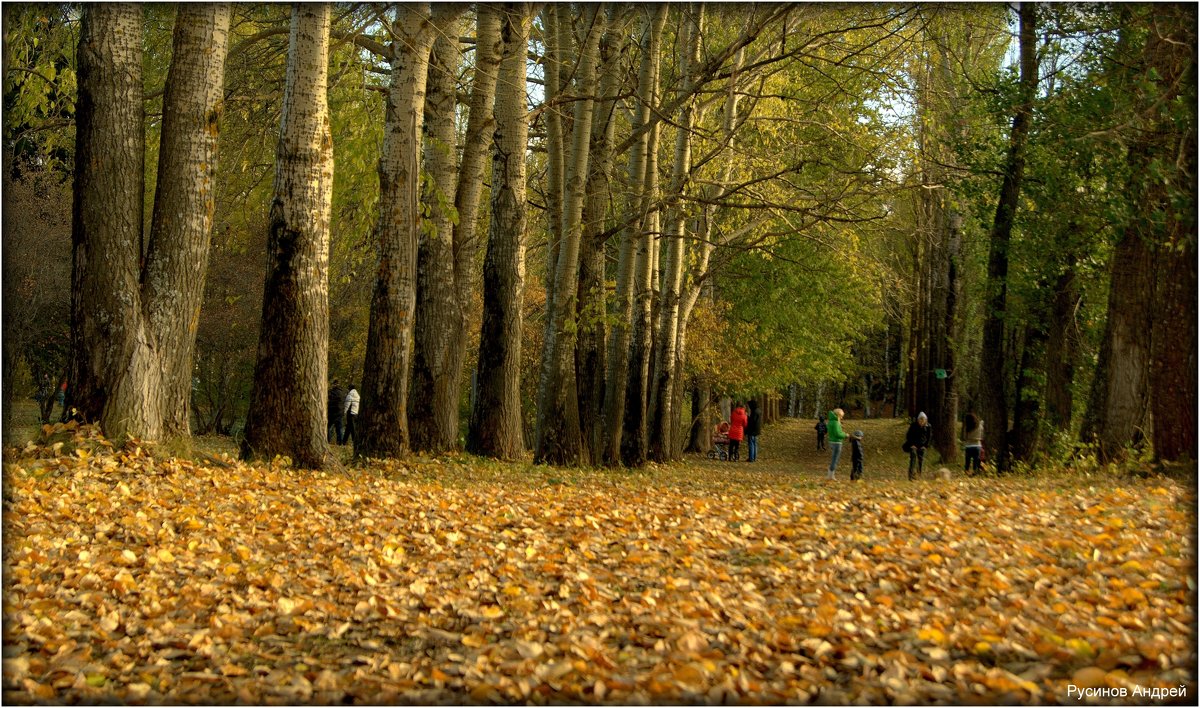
top-left (2, 419), bottom-right (1195, 705)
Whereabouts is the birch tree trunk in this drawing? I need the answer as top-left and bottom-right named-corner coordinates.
top-left (242, 4), bottom-right (333, 469)
top-left (535, 5), bottom-right (606, 466)
top-left (146, 4), bottom-right (232, 440)
top-left (648, 4), bottom-right (702, 463)
top-left (576, 8), bottom-right (627, 463)
top-left (409, 4), bottom-right (467, 453)
top-left (603, 4), bottom-right (667, 466)
top-left (467, 2), bottom-right (531, 460)
top-left (358, 4), bottom-right (435, 458)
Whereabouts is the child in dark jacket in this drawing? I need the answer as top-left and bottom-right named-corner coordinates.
top-left (850, 430), bottom-right (865, 481)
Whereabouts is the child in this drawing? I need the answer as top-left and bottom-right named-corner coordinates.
top-left (815, 415), bottom-right (827, 450)
top-left (850, 430), bottom-right (865, 481)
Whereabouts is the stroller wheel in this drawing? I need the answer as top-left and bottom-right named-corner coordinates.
top-left (707, 449), bottom-right (716, 460)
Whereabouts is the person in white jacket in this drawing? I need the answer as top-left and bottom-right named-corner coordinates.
top-left (340, 384), bottom-right (360, 445)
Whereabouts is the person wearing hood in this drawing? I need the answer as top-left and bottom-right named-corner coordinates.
top-left (903, 412), bottom-right (933, 480)
top-left (825, 408), bottom-right (847, 479)
top-left (746, 400), bottom-right (763, 462)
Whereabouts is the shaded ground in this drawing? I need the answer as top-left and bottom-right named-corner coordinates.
top-left (2, 418), bottom-right (1195, 705)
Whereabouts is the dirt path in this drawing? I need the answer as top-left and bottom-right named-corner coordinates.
top-left (689, 414), bottom-right (955, 482)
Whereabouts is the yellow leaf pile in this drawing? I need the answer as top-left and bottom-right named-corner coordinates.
top-left (2, 425), bottom-right (1195, 704)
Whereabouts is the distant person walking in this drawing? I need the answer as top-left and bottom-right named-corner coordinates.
top-left (904, 412), bottom-right (932, 480)
top-left (35, 374), bottom-right (54, 424)
top-left (327, 379), bottom-right (347, 444)
top-left (962, 412), bottom-right (984, 475)
top-left (815, 415), bottom-right (827, 451)
top-left (850, 429), bottom-right (865, 481)
top-left (825, 408), bottom-right (847, 479)
top-left (728, 402), bottom-right (748, 461)
top-left (746, 400), bottom-right (763, 462)
top-left (340, 384), bottom-right (360, 446)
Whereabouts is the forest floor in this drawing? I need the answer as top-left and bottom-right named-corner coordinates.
top-left (2, 413), bottom-right (1196, 705)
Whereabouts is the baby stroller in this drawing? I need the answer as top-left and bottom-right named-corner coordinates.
top-left (708, 421), bottom-right (730, 461)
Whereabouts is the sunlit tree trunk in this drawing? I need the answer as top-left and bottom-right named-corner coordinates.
top-left (409, 4), bottom-right (467, 454)
top-left (242, 4), bottom-right (333, 469)
top-left (603, 4), bottom-right (667, 466)
top-left (536, 6), bottom-right (605, 466)
top-left (467, 2), bottom-right (531, 460)
top-left (146, 4), bottom-right (232, 440)
top-left (70, 4), bottom-right (155, 441)
top-left (358, 4), bottom-right (435, 458)
top-left (978, 2), bottom-right (1036, 472)
top-left (648, 4), bottom-right (702, 463)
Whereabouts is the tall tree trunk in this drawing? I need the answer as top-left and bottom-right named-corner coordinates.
top-left (409, 5), bottom-right (467, 454)
top-left (535, 6), bottom-right (605, 466)
top-left (1010, 310), bottom-right (1049, 464)
top-left (603, 4), bottom-right (667, 466)
top-left (69, 4), bottom-right (154, 441)
top-left (576, 9), bottom-right (626, 463)
top-left (649, 3), bottom-right (702, 463)
top-left (978, 2), bottom-right (1037, 472)
top-left (933, 213), bottom-right (960, 461)
top-left (71, 3), bottom-right (230, 445)
top-left (449, 3), bottom-right (503, 438)
top-left (242, 4), bottom-right (333, 469)
top-left (1145, 5), bottom-right (1197, 463)
top-left (146, 4), bottom-right (232, 441)
top-left (467, 2), bottom-right (531, 460)
top-left (358, 5), bottom-right (436, 459)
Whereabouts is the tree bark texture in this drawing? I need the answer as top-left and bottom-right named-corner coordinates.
top-left (70, 4), bottom-right (155, 442)
top-left (535, 5), bottom-right (605, 466)
top-left (603, 4), bottom-right (667, 466)
top-left (242, 4), bottom-right (333, 469)
top-left (145, 4), bottom-right (232, 440)
top-left (409, 4), bottom-right (468, 454)
top-left (649, 4), bottom-right (702, 463)
top-left (978, 2), bottom-right (1036, 472)
top-left (359, 4), bottom-right (435, 458)
top-left (467, 3), bottom-right (531, 460)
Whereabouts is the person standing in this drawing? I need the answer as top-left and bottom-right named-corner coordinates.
top-left (826, 408), bottom-right (847, 479)
top-left (728, 402), bottom-right (748, 461)
top-left (35, 374), bottom-right (54, 424)
top-left (341, 384), bottom-right (360, 446)
top-left (850, 430), bottom-right (865, 481)
top-left (815, 414), bottom-right (827, 451)
top-left (327, 379), bottom-right (347, 444)
top-left (962, 412), bottom-right (984, 475)
top-left (904, 412), bottom-right (932, 480)
top-left (746, 399), bottom-right (763, 462)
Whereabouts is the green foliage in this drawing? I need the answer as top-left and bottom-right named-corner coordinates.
top-left (2, 4), bottom-right (79, 171)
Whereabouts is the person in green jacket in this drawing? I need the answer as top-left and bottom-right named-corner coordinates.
top-left (826, 408), bottom-right (847, 479)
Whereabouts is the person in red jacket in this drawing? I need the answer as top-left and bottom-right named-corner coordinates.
top-left (728, 402), bottom-right (748, 461)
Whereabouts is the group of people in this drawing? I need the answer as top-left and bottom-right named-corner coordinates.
top-left (817, 407), bottom-right (985, 480)
top-left (711, 400), bottom-right (763, 462)
top-left (326, 380), bottom-right (360, 445)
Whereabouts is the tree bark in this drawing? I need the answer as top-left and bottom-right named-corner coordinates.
top-left (409, 4), bottom-right (467, 454)
top-left (603, 4), bottom-right (667, 466)
top-left (535, 5), bottom-right (606, 466)
top-left (467, 2), bottom-right (531, 460)
top-left (146, 4), bottom-right (232, 440)
top-left (358, 4), bottom-right (436, 459)
top-left (242, 4), bottom-right (333, 469)
top-left (649, 4), bottom-right (703, 463)
top-left (978, 2), bottom-right (1037, 472)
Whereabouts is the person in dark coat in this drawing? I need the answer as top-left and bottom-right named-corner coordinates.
top-left (903, 412), bottom-right (932, 480)
top-left (850, 430), bottom-right (865, 481)
top-left (327, 379), bottom-right (347, 444)
top-left (746, 400), bottom-right (763, 462)
top-left (815, 415), bottom-right (827, 450)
